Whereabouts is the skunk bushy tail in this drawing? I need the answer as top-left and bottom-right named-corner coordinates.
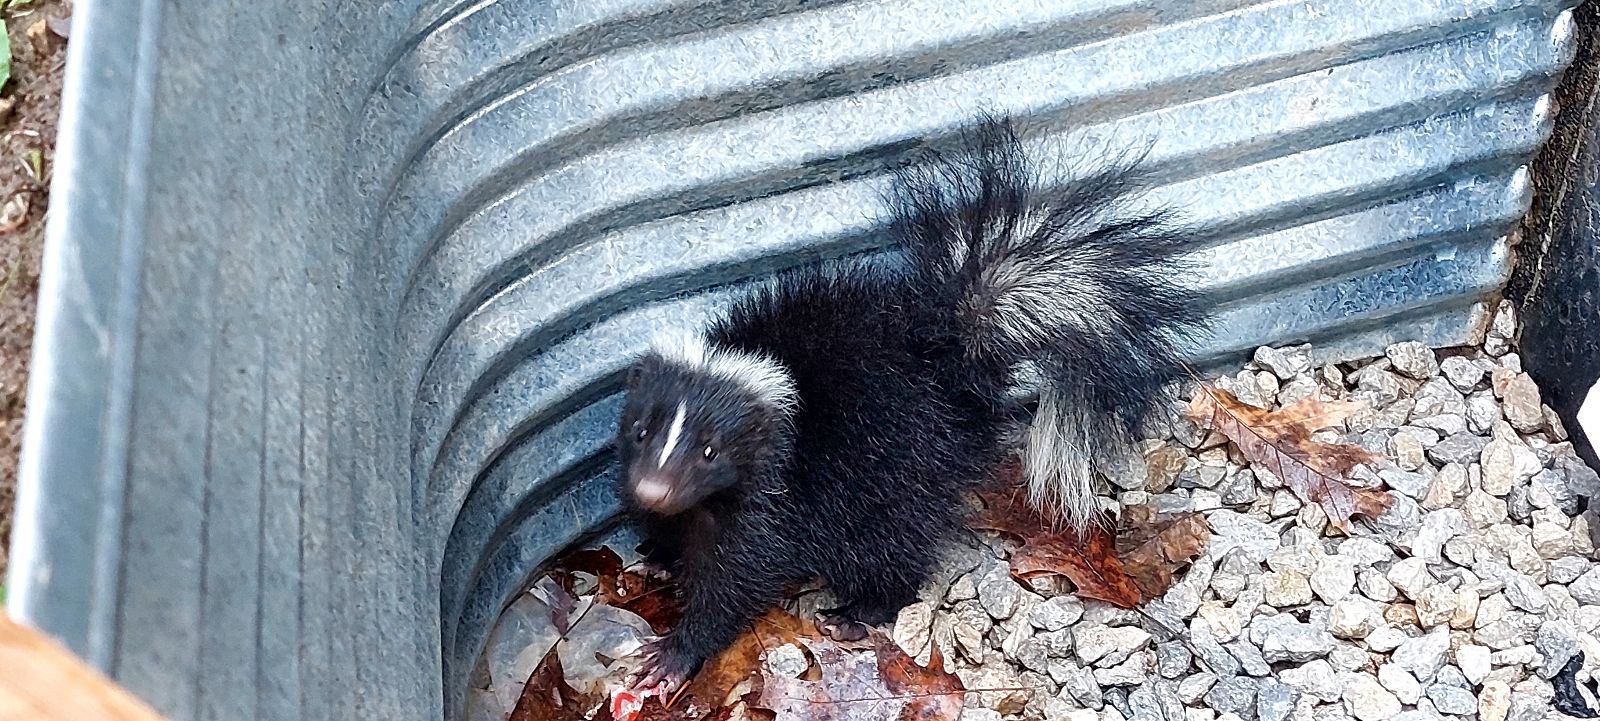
top-left (889, 116), bottom-right (1206, 529)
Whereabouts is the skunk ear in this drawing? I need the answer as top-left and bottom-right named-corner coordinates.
top-left (626, 360), bottom-right (647, 388)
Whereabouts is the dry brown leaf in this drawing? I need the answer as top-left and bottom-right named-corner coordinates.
top-left (555, 547), bottom-right (683, 633)
top-left (1116, 506), bottom-right (1210, 600)
top-left (669, 609), bottom-right (822, 717)
top-left (754, 633), bottom-right (964, 721)
top-left (972, 485), bottom-right (1143, 608)
top-left (1014, 519), bottom-right (1143, 608)
top-left (509, 646), bottom-right (595, 721)
top-left (878, 640), bottom-right (964, 721)
top-left (541, 549), bottom-right (821, 721)
top-left (631, 697), bottom-right (746, 721)
top-left (1187, 385), bottom-right (1393, 531)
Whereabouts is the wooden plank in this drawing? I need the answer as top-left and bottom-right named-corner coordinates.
top-left (0, 613), bottom-right (171, 721)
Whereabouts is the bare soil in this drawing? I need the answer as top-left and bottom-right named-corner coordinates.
top-left (0, 0), bottom-right (70, 584)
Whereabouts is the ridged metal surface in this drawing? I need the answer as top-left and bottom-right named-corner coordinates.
top-left (7, 1), bottom-right (1582, 720)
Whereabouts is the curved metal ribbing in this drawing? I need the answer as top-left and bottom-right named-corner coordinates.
top-left (9, 1), bottom-right (1582, 720)
top-left (343, 2), bottom-right (1589, 717)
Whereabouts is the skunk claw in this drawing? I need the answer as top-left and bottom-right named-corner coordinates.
top-left (627, 636), bottom-right (694, 697)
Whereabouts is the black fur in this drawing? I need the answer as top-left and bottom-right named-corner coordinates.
top-left (615, 115), bottom-right (1206, 690)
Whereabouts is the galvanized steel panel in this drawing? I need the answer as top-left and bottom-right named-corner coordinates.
top-left (8, 1), bottom-right (1582, 720)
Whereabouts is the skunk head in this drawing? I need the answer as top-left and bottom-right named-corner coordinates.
top-left (617, 332), bottom-right (798, 516)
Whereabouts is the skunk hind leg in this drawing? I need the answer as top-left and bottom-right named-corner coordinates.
top-left (817, 573), bottom-right (922, 641)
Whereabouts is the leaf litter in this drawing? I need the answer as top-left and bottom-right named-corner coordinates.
top-left (503, 380), bottom-right (1401, 718)
top-left (510, 546), bottom-right (968, 721)
top-left (1186, 384), bottom-right (1393, 530)
top-left (754, 635), bottom-right (963, 721)
top-left (970, 469), bottom-right (1209, 609)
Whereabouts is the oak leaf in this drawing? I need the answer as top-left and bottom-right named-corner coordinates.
top-left (971, 485), bottom-right (1143, 608)
top-left (678, 609), bottom-right (821, 715)
top-left (1116, 506), bottom-right (1210, 600)
top-left (1187, 385), bottom-right (1392, 531)
top-left (510, 646), bottom-right (596, 721)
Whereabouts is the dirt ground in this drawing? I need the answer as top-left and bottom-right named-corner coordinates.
top-left (0, 0), bottom-right (70, 585)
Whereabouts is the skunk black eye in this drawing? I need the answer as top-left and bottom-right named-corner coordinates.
top-left (634, 425), bottom-right (649, 442)
top-left (701, 445), bottom-right (718, 462)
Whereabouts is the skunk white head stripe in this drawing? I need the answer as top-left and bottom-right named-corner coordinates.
top-left (657, 402), bottom-right (688, 468)
top-left (650, 330), bottom-right (800, 414)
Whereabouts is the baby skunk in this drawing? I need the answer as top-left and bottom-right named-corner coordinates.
top-left (616, 115), bottom-right (1206, 692)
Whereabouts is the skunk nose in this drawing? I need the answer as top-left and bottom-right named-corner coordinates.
top-left (633, 475), bottom-right (673, 509)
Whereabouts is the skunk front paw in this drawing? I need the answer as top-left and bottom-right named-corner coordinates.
top-left (627, 635), bottom-right (699, 696)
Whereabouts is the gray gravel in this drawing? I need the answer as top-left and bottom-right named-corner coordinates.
top-left (885, 301), bottom-right (1597, 721)
top-left (469, 300), bottom-right (1597, 721)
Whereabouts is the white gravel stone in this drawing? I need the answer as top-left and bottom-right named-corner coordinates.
top-left (1392, 432), bottom-right (1428, 471)
top-left (893, 601), bottom-right (934, 658)
top-left (1440, 356), bottom-right (1484, 390)
top-left (1466, 392), bottom-right (1502, 434)
top-left (1479, 681), bottom-right (1513, 721)
top-left (1343, 673), bottom-right (1402, 721)
top-left (1156, 642), bottom-right (1192, 680)
top-left (1208, 511), bottom-right (1283, 564)
top-left (1476, 593), bottom-right (1511, 628)
top-left (765, 643), bottom-right (809, 678)
top-left (1075, 623), bottom-right (1152, 668)
top-left (1329, 597), bottom-right (1384, 639)
top-left (1365, 626), bottom-right (1408, 653)
top-left (1531, 519), bottom-right (1574, 559)
top-left (1463, 489), bottom-right (1510, 528)
top-left (977, 562), bottom-right (1022, 620)
top-left (1480, 436), bottom-right (1542, 497)
top-left (1450, 588), bottom-right (1481, 629)
top-left (1567, 567), bottom-right (1600, 606)
top-left (1357, 570), bottom-right (1400, 603)
top-left (1429, 432), bottom-right (1489, 465)
top-left (1457, 643), bottom-right (1492, 684)
top-left (1502, 574), bottom-right (1548, 613)
top-left (951, 601), bottom-right (992, 662)
top-left (1252, 613), bottom-right (1337, 663)
top-left (1387, 342), bottom-right (1440, 380)
top-left (1413, 509), bottom-right (1466, 563)
top-left (947, 572), bottom-right (978, 603)
top-left (1415, 585), bottom-right (1460, 628)
top-left (1392, 627), bottom-right (1452, 678)
top-left (1378, 664), bottom-right (1423, 705)
top-left (1258, 679), bottom-right (1299, 721)
top-left (1311, 556), bottom-right (1358, 604)
top-left (1255, 346), bottom-right (1311, 380)
top-left (1198, 602), bottom-right (1244, 642)
top-left (1264, 570), bottom-right (1315, 607)
top-left (1229, 639), bottom-right (1271, 677)
top-left (1329, 644), bottom-right (1370, 673)
top-left (1550, 556), bottom-right (1589, 585)
top-left (958, 660), bottom-right (1029, 714)
top-left (1094, 651), bottom-right (1153, 686)
top-left (1499, 373), bottom-right (1545, 434)
top-left (1339, 538), bottom-right (1396, 566)
top-left (1489, 302), bottom-right (1517, 341)
top-left (1205, 677), bottom-right (1259, 717)
top-left (1031, 596), bottom-right (1084, 632)
top-left (1178, 672), bottom-right (1219, 705)
top-left (1533, 619), bottom-right (1581, 678)
top-left (1426, 684), bottom-right (1478, 715)
top-left (1282, 659), bottom-right (1344, 703)
top-left (1492, 645), bottom-right (1539, 667)
top-left (1387, 558), bottom-right (1436, 600)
